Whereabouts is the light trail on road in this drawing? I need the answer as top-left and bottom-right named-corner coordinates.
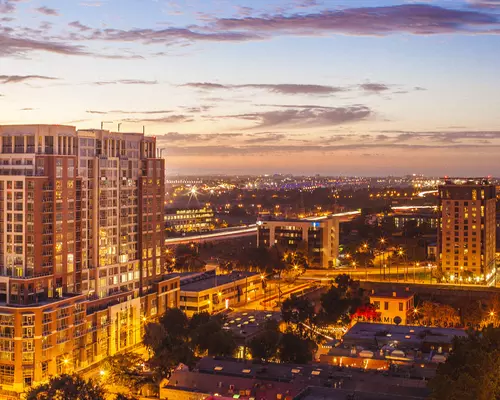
top-left (417, 190), bottom-right (438, 197)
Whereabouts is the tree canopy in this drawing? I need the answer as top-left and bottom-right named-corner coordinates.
top-left (144, 309), bottom-right (237, 379)
top-left (24, 374), bottom-right (106, 400)
top-left (429, 325), bottom-right (500, 400)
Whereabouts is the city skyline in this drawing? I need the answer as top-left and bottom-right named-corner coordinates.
top-left (1, 0), bottom-right (500, 175)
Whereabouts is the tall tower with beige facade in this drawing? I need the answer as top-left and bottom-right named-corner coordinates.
top-left (438, 178), bottom-right (496, 282)
top-left (0, 125), bottom-right (177, 392)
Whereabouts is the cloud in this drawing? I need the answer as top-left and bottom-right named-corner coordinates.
top-left (182, 82), bottom-right (345, 95)
top-left (215, 4), bottom-right (499, 36)
top-left (223, 105), bottom-right (372, 129)
top-left (92, 79), bottom-right (158, 85)
top-left (155, 132), bottom-right (243, 143)
top-left (69, 21), bottom-right (91, 32)
top-left (86, 27), bottom-right (260, 44)
top-left (0, 33), bottom-right (87, 57)
top-left (35, 6), bottom-right (59, 16)
top-left (182, 82), bottom-right (227, 90)
top-left (163, 142), bottom-right (500, 157)
top-left (359, 83), bottom-right (390, 93)
top-left (79, 1), bottom-right (102, 7)
top-left (123, 115), bottom-right (193, 123)
top-left (0, 74), bottom-right (58, 83)
top-left (377, 130), bottom-right (500, 144)
top-left (467, 0), bottom-right (500, 9)
top-left (244, 133), bottom-right (286, 143)
top-left (0, 0), bottom-right (22, 14)
top-left (87, 109), bottom-right (171, 115)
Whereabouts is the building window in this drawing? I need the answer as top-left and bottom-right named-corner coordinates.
top-left (399, 302), bottom-right (403, 312)
top-left (384, 302), bottom-right (389, 311)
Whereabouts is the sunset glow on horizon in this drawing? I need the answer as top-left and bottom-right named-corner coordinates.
top-left (1, 0), bottom-right (500, 175)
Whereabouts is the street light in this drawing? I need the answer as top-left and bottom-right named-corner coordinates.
top-left (379, 238), bottom-right (386, 281)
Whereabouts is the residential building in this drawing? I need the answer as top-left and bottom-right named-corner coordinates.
top-left (165, 207), bottom-right (215, 232)
top-left (369, 290), bottom-right (415, 325)
top-left (0, 124), bottom-right (174, 392)
top-left (438, 178), bottom-right (496, 280)
top-left (179, 270), bottom-right (263, 316)
top-left (256, 217), bottom-right (339, 268)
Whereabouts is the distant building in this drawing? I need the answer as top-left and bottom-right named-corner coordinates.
top-left (165, 207), bottom-right (215, 232)
top-left (438, 178), bottom-right (496, 280)
top-left (257, 217), bottom-right (339, 268)
top-left (369, 290), bottom-right (415, 325)
top-left (392, 212), bottom-right (438, 230)
top-left (179, 270), bottom-right (263, 316)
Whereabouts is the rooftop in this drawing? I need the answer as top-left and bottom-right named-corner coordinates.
top-left (221, 309), bottom-right (281, 340)
top-left (344, 322), bottom-right (467, 347)
top-left (369, 290), bottom-right (415, 300)
top-left (163, 357), bottom-right (429, 400)
top-left (180, 271), bottom-right (259, 293)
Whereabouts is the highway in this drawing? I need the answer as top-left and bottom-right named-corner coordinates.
top-left (165, 189), bottom-right (438, 246)
top-left (165, 210), bottom-right (361, 245)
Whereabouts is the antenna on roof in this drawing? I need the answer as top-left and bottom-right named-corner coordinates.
top-left (143, 126), bottom-right (145, 135)
top-left (117, 123), bottom-right (122, 132)
top-left (101, 121), bottom-right (113, 130)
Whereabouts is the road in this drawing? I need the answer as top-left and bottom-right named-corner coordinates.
top-left (298, 265), bottom-right (436, 283)
top-left (165, 210), bottom-right (361, 245)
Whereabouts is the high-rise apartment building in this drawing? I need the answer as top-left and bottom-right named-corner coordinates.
top-left (438, 178), bottom-right (496, 281)
top-left (0, 125), bottom-right (177, 394)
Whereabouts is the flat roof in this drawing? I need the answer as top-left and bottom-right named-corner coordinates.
top-left (222, 310), bottom-right (281, 339)
top-left (181, 271), bottom-right (259, 292)
top-left (370, 291), bottom-right (415, 300)
top-left (345, 322), bottom-right (467, 343)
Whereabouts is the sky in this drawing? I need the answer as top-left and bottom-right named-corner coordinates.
top-left (1, 0), bottom-right (500, 176)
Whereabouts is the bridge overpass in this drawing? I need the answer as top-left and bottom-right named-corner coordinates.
top-left (165, 211), bottom-right (360, 245)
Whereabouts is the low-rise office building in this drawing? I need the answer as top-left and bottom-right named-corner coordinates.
top-left (165, 207), bottom-right (215, 233)
top-left (179, 270), bottom-right (263, 316)
top-left (257, 216), bottom-right (339, 268)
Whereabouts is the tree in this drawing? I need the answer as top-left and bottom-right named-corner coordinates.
top-left (249, 320), bottom-right (281, 362)
top-left (461, 299), bottom-right (484, 329)
top-left (281, 295), bottom-right (316, 340)
top-left (102, 353), bottom-right (149, 394)
top-left (278, 332), bottom-right (317, 364)
top-left (159, 308), bottom-right (190, 340)
top-left (24, 374), bottom-right (105, 400)
top-left (429, 326), bottom-right (500, 400)
top-left (143, 322), bottom-right (166, 353)
top-left (207, 330), bottom-right (237, 357)
top-left (319, 276), bottom-right (367, 326)
top-left (419, 301), bottom-right (460, 327)
top-left (335, 274), bottom-right (355, 293)
top-left (145, 309), bottom-right (236, 378)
